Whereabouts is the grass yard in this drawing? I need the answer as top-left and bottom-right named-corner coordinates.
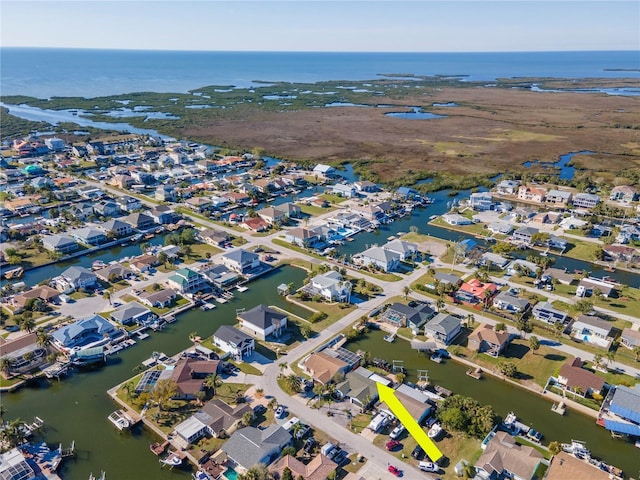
top-left (563, 239), bottom-right (602, 263)
top-left (299, 204), bottom-right (336, 216)
top-left (429, 216), bottom-right (493, 238)
top-left (320, 192), bottom-right (349, 204)
top-left (184, 242), bottom-right (222, 260)
top-left (291, 298), bottom-right (354, 332)
top-left (230, 236), bottom-right (247, 247)
top-left (272, 238), bottom-right (326, 260)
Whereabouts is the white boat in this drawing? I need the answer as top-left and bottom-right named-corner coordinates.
top-left (383, 333), bottom-right (396, 343)
top-left (236, 285), bottom-right (248, 292)
top-left (561, 440), bottom-right (591, 458)
top-left (428, 422), bottom-right (442, 439)
top-left (501, 411), bottom-right (530, 435)
top-left (192, 471), bottom-right (212, 480)
top-left (107, 410), bottom-right (132, 431)
top-left (430, 353), bottom-right (443, 363)
top-left (160, 451), bottom-right (183, 468)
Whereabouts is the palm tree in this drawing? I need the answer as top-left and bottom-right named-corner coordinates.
top-left (0, 357), bottom-right (14, 377)
top-left (35, 328), bottom-right (52, 348)
top-left (188, 331), bottom-right (200, 343)
top-left (102, 290), bottom-right (112, 305)
top-left (20, 317), bottom-right (36, 333)
top-left (284, 374), bottom-right (301, 394)
top-left (436, 298), bottom-right (445, 313)
top-left (605, 350), bottom-right (616, 368)
top-left (529, 336), bottom-right (541, 355)
top-left (278, 362), bottom-right (288, 377)
top-left (634, 346), bottom-right (640, 362)
top-left (203, 373), bottom-right (222, 396)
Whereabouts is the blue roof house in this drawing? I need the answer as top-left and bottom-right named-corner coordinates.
top-left (52, 315), bottom-right (121, 352)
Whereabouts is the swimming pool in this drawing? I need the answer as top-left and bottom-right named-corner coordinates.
top-left (224, 467), bottom-right (239, 480)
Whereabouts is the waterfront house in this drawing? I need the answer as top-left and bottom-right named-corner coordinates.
top-left (492, 292), bottom-right (530, 313)
top-left (10, 285), bottom-right (60, 312)
top-left (479, 252), bottom-right (510, 270)
top-left (351, 203), bottom-right (384, 221)
top-left (495, 179), bottom-right (520, 195)
top-left (123, 212), bottom-right (155, 230)
top-left (99, 219), bottom-right (132, 237)
top-left (571, 315), bottom-right (614, 348)
top-left (433, 272), bottom-right (461, 287)
top-left (572, 192), bottom-right (600, 209)
top-left (284, 227), bottom-right (321, 247)
top-left (170, 357), bottom-right (220, 400)
top-left (531, 301), bottom-right (569, 325)
top-left (94, 263), bottom-right (135, 283)
top-left (45, 136), bottom-right (66, 151)
top-left (507, 259), bottom-right (538, 277)
top-left (469, 192), bottom-right (493, 211)
top-left (609, 185), bottom-right (638, 202)
top-left (517, 185), bottom-right (547, 203)
top-left (222, 249), bottom-right (260, 274)
top-left (167, 267), bottom-right (207, 294)
top-left (442, 213), bottom-right (472, 226)
top-left (604, 244), bottom-right (637, 262)
top-left (544, 268), bottom-right (575, 285)
top-left (531, 211), bottom-right (562, 225)
top-left (335, 371), bottom-right (379, 411)
top-left (396, 186), bottom-right (419, 200)
top-left (601, 385), bottom-right (640, 437)
top-left (213, 325), bottom-right (255, 360)
top-left (332, 183), bottom-right (357, 198)
top-left (270, 454), bottom-right (337, 480)
top-left (356, 246), bottom-right (401, 272)
top-left (354, 180), bottom-right (378, 192)
top-left (198, 228), bottom-right (230, 247)
top-left (110, 301), bottom-right (154, 326)
top-left (303, 351), bottom-right (349, 385)
top-left (616, 225), bottom-right (640, 244)
top-left (129, 254), bottom-right (160, 274)
top-left (185, 196), bottom-right (212, 213)
top-left (52, 315), bottom-right (121, 351)
top-left (66, 202), bottom-right (94, 221)
top-left (424, 313), bottom-right (462, 345)
top-left (70, 227), bottom-right (107, 246)
top-left (257, 206), bottom-right (286, 225)
top-left (513, 226), bottom-right (538, 245)
top-left (383, 239), bottom-right (419, 261)
top-left (137, 288), bottom-right (176, 309)
top-left (275, 202), bottom-right (301, 219)
top-left (557, 357), bottom-right (605, 397)
top-left (548, 234), bottom-right (568, 250)
top-left (488, 222), bottom-right (514, 235)
top-left (222, 425), bottom-right (292, 472)
top-left (0, 449), bottom-right (36, 480)
top-left (61, 266), bottom-right (98, 291)
top-left (475, 431), bottom-right (545, 480)
top-left (241, 217), bottom-right (269, 232)
top-left (148, 205), bottom-right (179, 224)
top-left (546, 452), bottom-right (612, 480)
top-left (620, 328), bottom-right (640, 350)
top-left (379, 302), bottom-right (435, 334)
top-left (93, 200), bottom-right (121, 218)
top-left (313, 164), bottom-right (335, 177)
top-left (578, 277), bottom-right (616, 298)
top-left (456, 278), bottom-right (497, 306)
top-left (468, 324), bottom-right (512, 357)
top-left (200, 264), bottom-right (240, 289)
top-left (42, 233), bottom-right (78, 254)
top-left (0, 333), bottom-right (48, 375)
top-left (379, 388), bottom-right (432, 425)
top-left (545, 189), bottom-right (572, 206)
top-left (301, 270), bottom-right (352, 303)
top-left (237, 304), bottom-right (287, 341)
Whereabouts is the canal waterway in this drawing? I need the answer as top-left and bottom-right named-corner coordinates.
top-left (3, 265), bottom-right (307, 480)
top-left (345, 329), bottom-right (640, 475)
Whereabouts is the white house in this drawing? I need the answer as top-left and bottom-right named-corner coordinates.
top-left (356, 246), bottom-right (401, 272)
top-left (313, 164), bottom-right (335, 177)
top-left (304, 270), bottom-right (352, 302)
top-left (332, 183), bottom-right (357, 198)
top-left (213, 325), bottom-right (255, 360)
top-left (237, 304), bottom-right (287, 341)
top-left (383, 239), bottom-right (419, 261)
top-left (469, 192), bottom-right (493, 211)
top-left (571, 315), bottom-right (614, 349)
top-left (222, 249), bottom-right (261, 274)
top-left (442, 213), bottom-right (472, 226)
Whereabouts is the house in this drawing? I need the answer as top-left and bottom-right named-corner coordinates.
top-left (356, 246), bottom-right (401, 272)
top-left (173, 399), bottom-right (252, 446)
top-left (42, 234), bottom-right (78, 253)
top-left (517, 186), bottom-right (547, 203)
top-left (468, 324), bottom-right (512, 357)
top-left (45, 137), bottom-right (66, 151)
top-left (557, 357), bottom-right (605, 397)
top-left (185, 196), bottom-right (212, 213)
top-left (616, 225), bottom-right (640, 244)
top-left (572, 192), bottom-right (600, 209)
top-left (302, 270), bottom-right (352, 302)
top-left (609, 185), bottom-right (638, 202)
top-left (335, 371), bottom-right (379, 411)
top-left (475, 431), bottom-right (545, 480)
top-left (571, 315), bottom-right (614, 348)
top-left (270, 454), bottom-right (337, 480)
top-left (492, 292), bottom-right (530, 313)
top-left (155, 185), bottom-right (177, 202)
top-left (222, 249), bottom-right (261, 274)
top-left (129, 254), bottom-right (160, 273)
top-left (544, 267), bottom-right (575, 285)
top-left (284, 227), bottom-right (320, 247)
top-left (469, 192), bottom-right (493, 211)
top-left (52, 315), bottom-right (120, 351)
top-left (313, 164), bottom-right (335, 177)
top-left (603, 244), bottom-right (637, 262)
top-left (167, 267), bottom-right (207, 294)
top-left (578, 277), bottom-right (616, 298)
top-left (237, 304), bottom-right (287, 341)
top-left (0, 449), bottom-right (36, 480)
top-left (241, 217), bottom-right (269, 232)
top-left (60, 266), bottom-right (98, 290)
top-left (442, 213), bottom-right (472, 226)
top-left (546, 452), bottom-right (612, 480)
top-left (507, 259), bottom-right (538, 277)
top-left (116, 195), bottom-right (143, 212)
top-left (100, 219), bottom-right (132, 237)
top-left (66, 202), bottom-right (94, 221)
top-left (620, 328), bottom-right (640, 350)
top-left (479, 252), bottom-right (510, 270)
top-left (531, 301), bottom-right (569, 325)
top-left (379, 302), bottom-right (435, 334)
top-left (488, 222), bottom-right (514, 235)
top-left (513, 226), bottom-right (538, 245)
top-left (354, 180), bottom-right (378, 192)
top-left (123, 212), bottom-right (155, 230)
top-left (198, 228), bottom-right (230, 247)
top-left (0, 333), bottom-right (48, 375)
top-left (275, 202), bottom-right (301, 219)
top-left (383, 239), bottom-right (419, 261)
top-left (456, 278), bottom-right (497, 306)
top-left (424, 313), bottom-right (462, 345)
top-left (110, 302), bottom-right (154, 326)
top-left (601, 385), bottom-right (640, 437)
top-left (222, 425), bottom-right (292, 472)
top-left (148, 205), bottom-right (179, 224)
top-left (213, 325), bottom-right (255, 360)
top-left (10, 285), bottom-right (60, 311)
top-left (548, 234), bottom-right (568, 250)
top-left (70, 227), bottom-right (107, 246)
top-left (433, 272), bottom-right (461, 287)
top-left (94, 263), bottom-right (135, 282)
top-left (379, 388), bottom-right (432, 425)
top-left (545, 189), bottom-right (572, 206)
top-left (93, 200), bottom-right (121, 218)
top-left (495, 179), bottom-right (520, 195)
top-left (332, 183), bottom-right (357, 198)
top-left (200, 264), bottom-right (240, 289)
top-left (110, 174), bottom-right (135, 189)
top-left (396, 186), bottom-right (419, 199)
top-left (531, 211), bottom-right (561, 225)
top-left (303, 351), bottom-right (349, 384)
top-left (170, 357), bottom-right (220, 400)
top-left (256, 206), bottom-right (286, 225)
top-left (138, 288), bottom-right (176, 308)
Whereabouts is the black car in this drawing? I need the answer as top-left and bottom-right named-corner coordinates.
top-left (411, 445), bottom-right (424, 460)
top-left (303, 438), bottom-right (316, 453)
top-left (253, 404), bottom-right (267, 415)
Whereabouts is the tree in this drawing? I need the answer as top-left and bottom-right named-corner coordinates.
top-left (103, 290), bottom-right (112, 305)
top-left (395, 372), bottom-right (406, 384)
top-left (35, 328), bottom-right (52, 348)
top-left (529, 336), bottom-right (541, 355)
top-left (300, 324), bottom-right (312, 339)
top-left (238, 464), bottom-right (273, 480)
top-left (20, 316), bottom-right (36, 333)
top-left (242, 411), bottom-right (254, 427)
top-left (402, 286), bottom-right (411, 300)
top-left (463, 464), bottom-right (477, 479)
top-left (548, 441), bottom-right (561, 455)
top-left (437, 394), bottom-right (496, 438)
top-left (157, 251), bottom-right (168, 267)
top-left (281, 467), bottom-right (294, 480)
top-left (182, 244), bottom-right (193, 258)
top-left (495, 322), bottom-right (506, 332)
top-left (280, 446), bottom-right (297, 458)
top-left (574, 299), bottom-right (594, 314)
top-left (204, 373), bottom-right (223, 396)
top-left (150, 379), bottom-right (178, 412)
top-left (0, 357), bottom-right (14, 377)
top-left (634, 346), bottom-right (640, 362)
top-left (497, 361), bottom-right (517, 378)
top-left (605, 350), bottom-right (616, 368)
top-left (436, 298), bottom-right (445, 313)
top-left (284, 374), bottom-right (302, 394)
top-left (516, 318), bottom-right (532, 339)
top-left (594, 353), bottom-right (603, 369)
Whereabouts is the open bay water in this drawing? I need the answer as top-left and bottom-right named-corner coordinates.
top-left (1, 48), bottom-right (639, 98)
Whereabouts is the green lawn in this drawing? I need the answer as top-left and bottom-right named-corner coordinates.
top-left (430, 216), bottom-right (493, 238)
top-left (272, 238), bottom-right (326, 260)
top-left (563, 240), bottom-right (602, 263)
top-left (320, 193), bottom-right (349, 204)
top-left (299, 204), bottom-right (336, 216)
top-left (183, 242), bottom-right (222, 260)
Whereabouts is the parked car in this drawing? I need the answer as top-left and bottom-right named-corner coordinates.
top-left (389, 425), bottom-right (405, 439)
top-left (385, 440), bottom-right (401, 451)
top-left (419, 461), bottom-right (438, 473)
top-left (388, 465), bottom-right (402, 477)
top-left (253, 404), bottom-right (267, 416)
top-left (303, 438), bottom-right (316, 454)
top-left (333, 449), bottom-right (347, 465)
top-left (275, 406), bottom-right (285, 419)
top-left (411, 445), bottom-right (424, 460)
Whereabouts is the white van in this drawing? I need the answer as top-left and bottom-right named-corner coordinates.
top-left (389, 425), bottom-right (405, 439)
top-left (576, 286), bottom-right (586, 297)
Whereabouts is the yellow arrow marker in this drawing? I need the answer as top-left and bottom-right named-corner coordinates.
top-left (376, 382), bottom-right (443, 462)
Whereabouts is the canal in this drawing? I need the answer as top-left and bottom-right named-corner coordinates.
top-left (345, 329), bottom-right (640, 476)
top-left (3, 266), bottom-right (307, 480)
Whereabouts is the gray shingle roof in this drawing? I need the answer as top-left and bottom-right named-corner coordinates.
top-left (214, 325), bottom-right (253, 345)
top-left (239, 305), bottom-right (286, 329)
top-left (222, 425), bottom-right (291, 469)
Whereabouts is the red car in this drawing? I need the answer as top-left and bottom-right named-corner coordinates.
top-left (385, 440), bottom-right (401, 451)
top-left (388, 465), bottom-right (402, 477)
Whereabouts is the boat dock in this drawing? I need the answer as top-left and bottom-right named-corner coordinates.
top-left (107, 409), bottom-right (139, 431)
top-left (105, 338), bottom-right (136, 355)
top-left (551, 401), bottom-right (566, 415)
top-left (466, 367), bottom-right (483, 380)
top-left (236, 285), bottom-right (248, 292)
top-left (200, 302), bottom-right (216, 311)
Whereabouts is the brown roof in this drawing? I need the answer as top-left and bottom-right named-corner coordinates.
top-left (200, 399), bottom-right (251, 434)
top-left (468, 324), bottom-right (510, 350)
top-left (171, 358), bottom-right (220, 396)
top-left (269, 454), bottom-right (337, 480)
top-left (558, 357), bottom-right (605, 393)
top-left (0, 333), bottom-right (38, 358)
top-left (380, 391), bottom-right (430, 421)
top-left (12, 285), bottom-right (60, 308)
top-left (546, 452), bottom-right (611, 480)
top-left (304, 351), bottom-right (348, 384)
top-left (476, 431), bottom-right (543, 479)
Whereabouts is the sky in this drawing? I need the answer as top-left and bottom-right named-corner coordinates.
top-left (1, 1), bottom-right (639, 52)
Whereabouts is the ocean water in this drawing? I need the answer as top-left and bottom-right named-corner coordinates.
top-left (1, 48), bottom-right (638, 98)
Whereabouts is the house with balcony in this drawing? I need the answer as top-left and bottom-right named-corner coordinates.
top-left (609, 185), bottom-right (638, 202)
top-left (518, 186), bottom-right (547, 203)
top-left (513, 226), bottom-right (538, 245)
top-left (572, 192), bottom-right (600, 209)
top-left (167, 267), bottom-right (207, 294)
top-left (469, 192), bottom-right (493, 211)
top-left (93, 200), bottom-right (121, 218)
top-left (237, 304), bottom-right (287, 341)
top-left (222, 249), bottom-right (261, 274)
top-left (42, 234), bottom-right (78, 254)
top-left (356, 246), bottom-right (401, 272)
top-left (332, 183), bottom-right (357, 198)
top-left (545, 189), bottom-right (572, 206)
top-left (495, 179), bottom-right (520, 195)
top-left (52, 315), bottom-right (121, 352)
top-left (148, 205), bottom-right (179, 224)
top-left (123, 212), bottom-right (155, 230)
top-left (257, 206), bottom-right (286, 225)
top-left (0, 333), bottom-right (48, 376)
top-left (100, 219), bottom-right (132, 237)
top-left (468, 324), bottom-right (512, 357)
top-left (383, 239), bottom-right (419, 261)
top-left (213, 325), bottom-right (255, 360)
top-left (60, 266), bottom-right (98, 291)
top-left (70, 227), bottom-right (107, 246)
top-left (301, 270), bottom-right (352, 303)
top-left (456, 278), bottom-right (497, 306)
top-left (424, 313), bottom-right (462, 345)
top-left (284, 227), bottom-right (321, 248)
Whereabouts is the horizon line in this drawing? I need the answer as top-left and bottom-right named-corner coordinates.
top-left (2, 46), bottom-right (639, 54)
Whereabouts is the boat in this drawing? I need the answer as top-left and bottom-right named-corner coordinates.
top-left (466, 367), bottom-right (483, 380)
top-left (383, 332), bottom-right (396, 343)
top-left (526, 428), bottom-right (543, 443)
top-left (107, 410), bottom-right (134, 431)
top-left (160, 451), bottom-right (183, 468)
top-left (3, 266), bottom-right (24, 280)
top-left (501, 412), bottom-right (530, 436)
top-left (561, 440), bottom-right (591, 458)
top-left (200, 303), bottom-right (216, 311)
top-left (193, 471), bottom-right (212, 480)
top-left (427, 422), bottom-right (443, 439)
top-left (88, 472), bottom-right (106, 480)
top-left (430, 353), bottom-right (443, 363)
top-left (150, 440), bottom-right (169, 456)
top-left (92, 260), bottom-right (107, 270)
top-left (604, 264), bottom-right (616, 272)
top-left (551, 401), bottom-right (566, 415)
top-left (236, 285), bottom-right (248, 292)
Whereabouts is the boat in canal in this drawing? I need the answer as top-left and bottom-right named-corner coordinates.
top-left (561, 439), bottom-right (591, 458)
top-left (160, 450), bottom-right (183, 468)
top-left (383, 333), bottom-right (396, 343)
top-left (107, 409), bottom-right (135, 431)
top-left (501, 412), bottom-right (530, 436)
top-left (551, 401), bottom-right (566, 415)
top-left (430, 353), bottom-right (443, 363)
top-left (3, 266), bottom-right (24, 280)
